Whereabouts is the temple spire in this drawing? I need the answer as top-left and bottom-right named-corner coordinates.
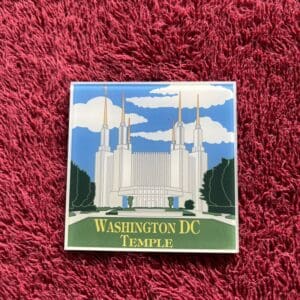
top-left (178, 91), bottom-right (182, 122)
top-left (100, 86), bottom-right (110, 150)
top-left (172, 122), bottom-right (175, 142)
top-left (196, 94), bottom-right (200, 126)
top-left (118, 92), bottom-right (127, 146)
top-left (121, 93), bottom-right (125, 124)
top-left (127, 117), bottom-right (131, 144)
top-left (103, 86), bottom-right (108, 126)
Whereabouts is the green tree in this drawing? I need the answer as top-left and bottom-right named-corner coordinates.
top-left (168, 197), bottom-right (174, 208)
top-left (185, 199), bottom-right (195, 210)
top-left (200, 158), bottom-right (235, 214)
top-left (127, 196), bottom-right (134, 208)
top-left (69, 161), bottom-right (96, 212)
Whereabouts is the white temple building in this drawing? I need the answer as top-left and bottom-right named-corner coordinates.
top-left (94, 92), bottom-right (208, 212)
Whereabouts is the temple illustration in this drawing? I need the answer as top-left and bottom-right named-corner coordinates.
top-left (94, 92), bottom-right (208, 212)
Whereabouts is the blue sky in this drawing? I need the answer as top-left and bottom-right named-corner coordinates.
top-left (71, 83), bottom-right (236, 180)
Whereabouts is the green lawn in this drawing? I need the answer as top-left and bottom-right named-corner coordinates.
top-left (68, 217), bottom-right (236, 250)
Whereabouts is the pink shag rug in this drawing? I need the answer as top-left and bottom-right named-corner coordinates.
top-left (0, 0), bottom-right (299, 299)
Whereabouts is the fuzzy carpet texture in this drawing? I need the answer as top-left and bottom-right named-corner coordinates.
top-left (0, 0), bottom-right (299, 299)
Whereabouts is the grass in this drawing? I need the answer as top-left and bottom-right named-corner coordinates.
top-left (96, 207), bottom-right (111, 212)
top-left (183, 210), bottom-right (196, 216)
top-left (68, 217), bottom-right (236, 250)
top-left (106, 208), bottom-right (136, 215)
top-left (106, 209), bottom-right (118, 215)
top-left (105, 207), bottom-right (195, 216)
top-left (165, 208), bottom-right (184, 211)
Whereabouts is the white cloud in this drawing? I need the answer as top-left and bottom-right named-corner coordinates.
top-left (127, 84), bottom-right (233, 109)
top-left (131, 117), bottom-right (234, 144)
top-left (72, 97), bottom-right (147, 132)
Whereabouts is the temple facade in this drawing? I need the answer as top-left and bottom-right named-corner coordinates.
top-left (94, 92), bottom-right (208, 211)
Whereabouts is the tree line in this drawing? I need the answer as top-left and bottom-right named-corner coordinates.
top-left (200, 158), bottom-right (235, 215)
top-left (68, 158), bottom-right (235, 214)
top-left (69, 162), bottom-right (96, 212)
